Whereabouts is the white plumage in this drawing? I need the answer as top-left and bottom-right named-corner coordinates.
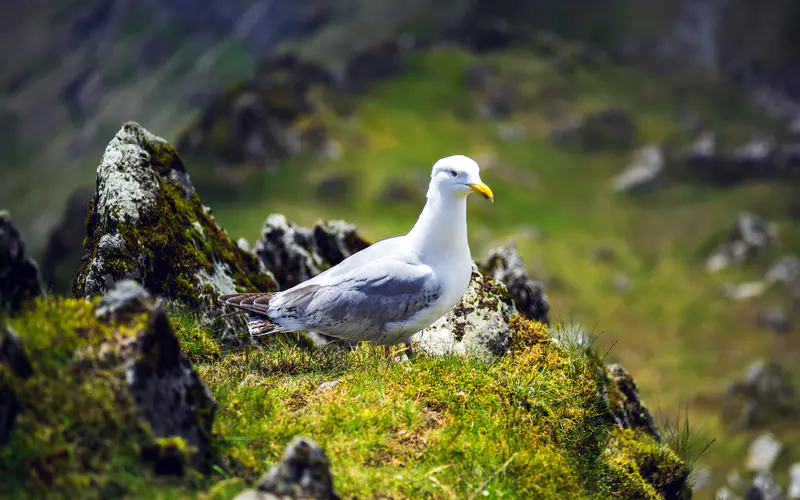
top-left (220, 155), bottom-right (494, 345)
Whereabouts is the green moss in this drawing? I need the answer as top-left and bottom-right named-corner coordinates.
top-left (602, 428), bottom-right (691, 499)
top-left (201, 316), bottom-right (687, 499)
top-left (169, 308), bottom-right (222, 365)
top-left (0, 298), bottom-right (168, 497)
top-left (3, 297), bottom-right (691, 498)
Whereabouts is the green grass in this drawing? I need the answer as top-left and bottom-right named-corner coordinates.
top-left (1, 298), bottom-right (691, 499)
top-left (190, 45), bottom-right (800, 493)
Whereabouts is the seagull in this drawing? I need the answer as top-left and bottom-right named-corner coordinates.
top-left (219, 155), bottom-right (494, 345)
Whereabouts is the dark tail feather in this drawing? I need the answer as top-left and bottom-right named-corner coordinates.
top-left (218, 293), bottom-right (282, 336)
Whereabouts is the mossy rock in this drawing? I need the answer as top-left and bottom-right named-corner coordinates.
top-left (0, 294), bottom-right (217, 498)
top-left (602, 428), bottom-right (692, 499)
top-left (0, 211), bottom-right (43, 315)
top-left (72, 122), bottom-right (276, 339)
top-left (176, 55), bottom-right (344, 172)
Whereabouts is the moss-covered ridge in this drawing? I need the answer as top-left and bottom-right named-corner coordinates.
top-left (1, 291), bottom-right (692, 498)
top-left (72, 122), bottom-right (276, 328)
top-left (0, 294), bottom-right (217, 498)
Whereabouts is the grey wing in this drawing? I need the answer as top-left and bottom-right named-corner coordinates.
top-left (270, 258), bottom-right (441, 341)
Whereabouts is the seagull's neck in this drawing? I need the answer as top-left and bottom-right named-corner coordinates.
top-left (407, 191), bottom-right (470, 262)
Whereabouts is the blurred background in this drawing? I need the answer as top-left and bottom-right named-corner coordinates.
top-left (2, 0), bottom-right (799, 496)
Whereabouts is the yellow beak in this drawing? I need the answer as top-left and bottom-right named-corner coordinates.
top-left (468, 182), bottom-right (494, 202)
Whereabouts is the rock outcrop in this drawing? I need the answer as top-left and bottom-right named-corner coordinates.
top-left (3, 280), bottom-right (218, 488)
top-left (706, 213), bottom-right (778, 272)
top-left (255, 214), bottom-right (370, 290)
top-left (412, 263), bottom-right (516, 360)
top-left (0, 211), bottom-right (43, 314)
top-left (604, 364), bottom-right (661, 442)
top-left (177, 55), bottom-right (340, 172)
top-left (682, 130), bottom-right (800, 185)
top-left (252, 214), bottom-right (371, 348)
top-left (610, 145), bottom-right (665, 194)
top-left (479, 239), bottom-right (550, 325)
top-left (234, 436), bottom-right (340, 500)
top-left (128, 298), bottom-right (218, 474)
top-left (550, 107), bottom-right (636, 151)
top-left (723, 359), bottom-right (798, 430)
top-left (72, 122), bottom-right (276, 338)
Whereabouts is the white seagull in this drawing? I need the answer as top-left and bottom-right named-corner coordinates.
top-left (219, 155), bottom-right (494, 345)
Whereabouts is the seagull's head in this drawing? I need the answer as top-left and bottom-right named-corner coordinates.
top-left (429, 155), bottom-right (494, 203)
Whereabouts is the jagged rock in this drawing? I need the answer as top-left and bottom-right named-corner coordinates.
top-left (788, 463), bottom-right (800, 499)
top-left (0, 211), bottom-right (43, 314)
top-left (465, 63), bottom-right (518, 119)
top-left (745, 472), bottom-right (783, 500)
top-left (234, 436), bottom-right (340, 500)
top-left (255, 214), bottom-right (370, 290)
top-left (412, 263), bottom-right (516, 361)
top-left (127, 301), bottom-right (217, 474)
top-left (95, 280), bottom-right (156, 324)
top-left (611, 145), bottom-right (665, 194)
top-left (684, 131), bottom-right (793, 185)
top-left (72, 122), bottom-right (276, 339)
top-left (766, 255), bottom-right (800, 284)
top-left (0, 324), bottom-right (34, 445)
top-left (707, 213), bottom-right (778, 272)
top-left (724, 359), bottom-right (798, 429)
top-left (550, 107), bottom-right (636, 151)
top-left (177, 54), bottom-right (338, 171)
top-left (41, 187), bottom-right (94, 294)
top-left (254, 214), bottom-right (370, 349)
top-left (604, 363), bottom-right (661, 442)
top-left (759, 307), bottom-right (791, 334)
top-left (746, 432), bottom-right (783, 473)
top-left (479, 239), bottom-right (550, 325)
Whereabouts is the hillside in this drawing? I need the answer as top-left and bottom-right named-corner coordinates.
top-left (2, 5), bottom-right (800, 497)
top-left (1, 123), bottom-right (692, 499)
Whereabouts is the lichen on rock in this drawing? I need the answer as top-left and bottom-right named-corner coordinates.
top-left (253, 214), bottom-right (370, 348)
top-left (479, 238), bottom-right (551, 325)
top-left (72, 122), bottom-right (276, 338)
top-left (412, 263), bottom-right (516, 360)
top-left (255, 214), bottom-right (370, 290)
top-left (0, 211), bottom-right (43, 315)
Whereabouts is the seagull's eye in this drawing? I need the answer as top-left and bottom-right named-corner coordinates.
top-left (449, 169), bottom-right (457, 177)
